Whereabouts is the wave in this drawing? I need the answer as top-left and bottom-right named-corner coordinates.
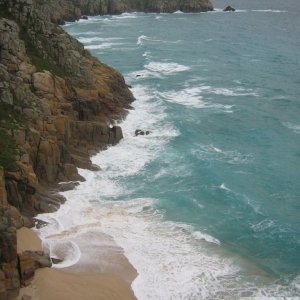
top-left (159, 87), bottom-right (234, 111)
top-left (220, 183), bottom-right (231, 192)
top-left (251, 9), bottom-right (288, 13)
top-left (137, 35), bottom-right (148, 46)
top-left (159, 87), bottom-right (206, 108)
top-left (77, 37), bottom-right (124, 43)
top-left (197, 85), bottom-right (259, 97)
top-left (192, 231), bottom-right (220, 245)
top-left (128, 61), bottom-right (190, 80)
top-left (84, 42), bottom-right (125, 50)
top-left (137, 35), bottom-right (182, 46)
top-left (282, 122), bottom-right (300, 134)
top-left (45, 240), bottom-right (81, 269)
top-left (112, 12), bottom-right (139, 19)
top-left (145, 61), bottom-right (190, 75)
top-left (191, 144), bottom-right (253, 165)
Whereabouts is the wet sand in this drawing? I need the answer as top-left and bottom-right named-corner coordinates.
top-left (17, 227), bottom-right (137, 300)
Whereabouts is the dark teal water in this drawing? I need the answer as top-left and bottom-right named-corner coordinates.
top-left (63, 2), bottom-right (300, 298)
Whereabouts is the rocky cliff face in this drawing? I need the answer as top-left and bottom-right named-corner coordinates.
top-left (36, 0), bottom-right (213, 24)
top-left (0, 0), bottom-right (134, 297)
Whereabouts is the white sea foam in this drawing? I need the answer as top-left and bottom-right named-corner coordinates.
top-left (192, 231), bottom-right (221, 245)
top-left (252, 9), bottom-right (287, 13)
top-left (159, 87), bottom-right (206, 108)
top-left (282, 122), bottom-right (300, 134)
top-left (220, 183), bottom-right (231, 192)
top-left (192, 144), bottom-right (253, 165)
top-left (84, 42), bottom-right (125, 50)
top-left (45, 240), bottom-right (81, 269)
top-left (137, 35), bottom-right (148, 46)
top-left (92, 199), bottom-right (241, 300)
top-left (145, 61), bottom-right (190, 75)
top-left (174, 10), bottom-right (184, 14)
top-left (78, 37), bottom-right (124, 43)
top-left (198, 85), bottom-right (259, 97)
top-left (112, 12), bottom-right (138, 19)
top-left (251, 219), bottom-right (275, 232)
top-left (159, 87), bottom-right (234, 111)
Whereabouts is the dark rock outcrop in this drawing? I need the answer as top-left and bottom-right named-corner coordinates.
top-left (223, 5), bottom-right (235, 12)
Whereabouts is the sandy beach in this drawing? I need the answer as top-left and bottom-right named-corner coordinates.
top-left (17, 227), bottom-right (137, 300)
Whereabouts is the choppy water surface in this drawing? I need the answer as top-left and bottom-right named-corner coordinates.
top-left (37, 1), bottom-right (300, 299)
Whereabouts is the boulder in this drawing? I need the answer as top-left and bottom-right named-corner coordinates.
top-left (18, 251), bottom-right (52, 286)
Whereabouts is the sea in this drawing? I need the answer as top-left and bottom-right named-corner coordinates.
top-left (36, 0), bottom-right (300, 299)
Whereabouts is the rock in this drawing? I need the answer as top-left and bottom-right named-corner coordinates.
top-left (90, 164), bottom-right (101, 171)
top-left (0, 167), bottom-right (7, 206)
top-left (58, 181), bottom-right (79, 192)
top-left (81, 15), bottom-right (88, 20)
top-left (63, 163), bottom-right (85, 181)
top-left (135, 129), bottom-right (151, 136)
top-left (33, 218), bottom-right (49, 229)
top-left (0, 271), bottom-right (6, 300)
top-left (51, 257), bottom-right (63, 264)
top-left (18, 251), bottom-right (52, 285)
top-left (18, 254), bottom-right (35, 286)
top-left (135, 129), bottom-right (143, 136)
top-left (223, 5), bottom-right (235, 11)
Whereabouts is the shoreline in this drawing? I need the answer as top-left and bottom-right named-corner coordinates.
top-left (17, 227), bottom-right (137, 300)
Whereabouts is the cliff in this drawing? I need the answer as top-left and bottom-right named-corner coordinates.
top-left (36, 0), bottom-right (214, 24)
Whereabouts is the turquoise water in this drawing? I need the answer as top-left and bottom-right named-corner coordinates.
top-left (58, 2), bottom-right (300, 298)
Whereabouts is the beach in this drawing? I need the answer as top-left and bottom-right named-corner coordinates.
top-left (17, 227), bottom-right (137, 300)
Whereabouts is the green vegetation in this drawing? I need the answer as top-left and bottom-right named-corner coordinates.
top-left (0, 129), bottom-right (18, 171)
top-left (19, 29), bottom-right (69, 77)
top-left (0, 3), bottom-right (14, 19)
top-left (0, 102), bottom-right (19, 171)
top-left (0, 102), bottom-right (20, 130)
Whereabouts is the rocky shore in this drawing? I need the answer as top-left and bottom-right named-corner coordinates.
top-left (0, 0), bottom-right (213, 298)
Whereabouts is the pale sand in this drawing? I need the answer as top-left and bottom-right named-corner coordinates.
top-left (17, 228), bottom-right (137, 300)
top-left (17, 227), bottom-right (43, 252)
